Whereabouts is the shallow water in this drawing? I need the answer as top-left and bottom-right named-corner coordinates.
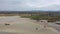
top-left (48, 23), bottom-right (60, 31)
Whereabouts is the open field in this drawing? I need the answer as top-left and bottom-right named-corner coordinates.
top-left (0, 16), bottom-right (60, 34)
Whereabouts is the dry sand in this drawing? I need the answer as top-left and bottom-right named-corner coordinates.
top-left (0, 16), bottom-right (60, 34)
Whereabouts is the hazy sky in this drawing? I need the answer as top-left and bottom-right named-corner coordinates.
top-left (0, 0), bottom-right (60, 11)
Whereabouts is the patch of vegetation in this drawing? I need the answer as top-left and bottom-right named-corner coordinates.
top-left (21, 16), bottom-right (30, 18)
top-left (21, 14), bottom-right (60, 22)
top-left (30, 15), bottom-right (40, 21)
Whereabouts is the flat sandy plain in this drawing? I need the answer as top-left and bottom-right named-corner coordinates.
top-left (0, 16), bottom-right (60, 34)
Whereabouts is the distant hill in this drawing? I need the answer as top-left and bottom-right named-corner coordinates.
top-left (0, 11), bottom-right (60, 16)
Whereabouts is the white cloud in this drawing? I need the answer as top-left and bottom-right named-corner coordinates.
top-left (0, 0), bottom-right (60, 11)
top-left (26, 0), bottom-right (60, 8)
